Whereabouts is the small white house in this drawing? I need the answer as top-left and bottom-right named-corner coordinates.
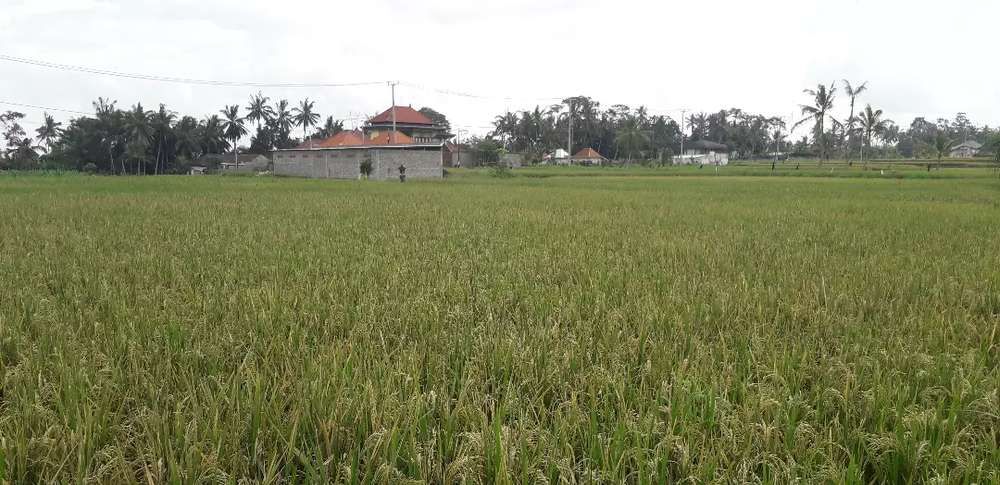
top-left (542, 148), bottom-right (571, 165)
top-left (673, 140), bottom-right (729, 166)
top-left (949, 140), bottom-right (982, 158)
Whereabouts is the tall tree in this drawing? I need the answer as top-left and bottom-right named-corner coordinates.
top-left (150, 104), bottom-right (176, 174)
top-left (293, 98), bottom-right (320, 149)
top-left (614, 121), bottom-right (649, 163)
top-left (857, 105), bottom-right (892, 166)
top-left (312, 116), bottom-right (344, 140)
top-left (273, 100), bottom-right (293, 139)
top-left (793, 83), bottom-right (837, 163)
top-left (124, 103), bottom-right (152, 175)
top-left (200, 115), bottom-right (227, 155)
top-left (34, 113), bottom-right (62, 154)
top-left (932, 131), bottom-right (955, 170)
top-left (245, 92), bottom-right (274, 130)
top-left (842, 80), bottom-right (867, 165)
top-left (220, 105), bottom-right (247, 168)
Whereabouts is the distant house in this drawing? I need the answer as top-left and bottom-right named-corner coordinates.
top-left (674, 140), bottom-right (729, 165)
top-left (272, 105), bottom-right (455, 180)
top-left (572, 148), bottom-right (607, 166)
top-left (543, 148), bottom-right (571, 165)
top-left (364, 106), bottom-right (452, 144)
top-left (198, 153), bottom-right (270, 172)
top-left (949, 140), bottom-right (982, 158)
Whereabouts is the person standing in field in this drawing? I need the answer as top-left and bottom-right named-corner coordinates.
top-left (398, 164), bottom-right (406, 182)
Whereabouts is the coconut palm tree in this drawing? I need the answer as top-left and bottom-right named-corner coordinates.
top-left (34, 113), bottom-right (62, 154)
top-left (200, 115), bottom-right (227, 155)
top-left (150, 104), bottom-right (176, 174)
top-left (857, 104), bottom-right (893, 168)
top-left (932, 132), bottom-right (955, 170)
top-left (313, 116), bottom-right (343, 140)
top-left (125, 103), bottom-right (152, 174)
top-left (245, 92), bottom-right (274, 130)
top-left (881, 123), bottom-right (900, 153)
top-left (220, 105), bottom-right (247, 168)
top-left (273, 100), bottom-right (294, 139)
top-left (93, 97), bottom-right (122, 173)
top-left (173, 116), bottom-right (201, 163)
top-left (842, 80), bottom-right (867, 164)
top-left (614, 121), bottom-right (649, 163)
top-left (293, 98), bottom-right (320, 149)
top-left (793, 83), bottom-right (837, 164)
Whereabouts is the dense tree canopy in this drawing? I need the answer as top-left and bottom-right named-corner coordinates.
top-left (1, 84), bottom-right (998, 172)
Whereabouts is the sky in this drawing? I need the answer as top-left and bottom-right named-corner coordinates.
top-left (1, 0), bottom-right (997, 139)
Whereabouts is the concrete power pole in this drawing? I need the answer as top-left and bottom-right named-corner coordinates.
top-left (389, 81), bottom-right (399, 144)
top-left (680, 109), bottom-right (687, 161)
top-left (567, 99), bottom-right (574, 157)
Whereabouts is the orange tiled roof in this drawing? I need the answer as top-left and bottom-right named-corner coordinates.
top-left (366, 130), bottom-right (413, 145)
top-left (369, 106), bottom-right (434, 125)
top-left (300, 130), bottom-right (366, 148)
top-left (573, 148), bottom-right (605, 159)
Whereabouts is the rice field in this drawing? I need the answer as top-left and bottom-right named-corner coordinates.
top-left (1, 171), bottom-right (998, 483)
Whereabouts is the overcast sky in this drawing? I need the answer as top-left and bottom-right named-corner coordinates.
top-left (2, 0), bottom-right (997, 138)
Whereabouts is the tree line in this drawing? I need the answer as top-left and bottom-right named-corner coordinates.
top-left (0, 93), bottom-right (351, 173)
top-left (482, 82), bottom-right (1000, 165)
top-left (2, 82), bottom-right (1000, 172)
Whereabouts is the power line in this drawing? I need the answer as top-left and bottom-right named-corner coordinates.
top-left (401, 81), bottom-right (564, 102)
top-left (0, 54), bottom-right (389, 88)
top-left (0, 100), bottom-right (90, 115)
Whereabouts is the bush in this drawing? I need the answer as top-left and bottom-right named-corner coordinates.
top-left (489, 164), bottom-right (513, 178)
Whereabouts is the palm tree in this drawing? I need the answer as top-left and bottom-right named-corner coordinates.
top-left (842, 80), bottom-right (867, 165)
top-left (857, 104), bottom-right (893, 168)
top-left (150, 104), bottom-right (176, 174)
top-left (125, 103), bottom-right (152, 174)
top-left (245, 92), bottom-right (275, 131)
top-left (793, 83), bottom-right (837, 164)
top-left (93, 97), bottom-right (122, 173)
top-left (200, 115), bottom-right (227, 155)
top-left (220, 105), bottom-right (247, 168)
top-left (293, 98), bottom-right (320, 149)
top-left (34, 113), bottom-right (62, 154)
top-left (313, 116), bottom-right (343, 140)
top-left (614, 121), bottom-right (649, 163)
top-left (173, 116), bottom-right (201, 163)
top-left (273, 100), bottom-right (294, 142)
top-left (492, 112), bottom-right (519, 151)
top-left (881, 124), bottom-right (900, 154)
top-left (932, 132), bottom-right (955, 170)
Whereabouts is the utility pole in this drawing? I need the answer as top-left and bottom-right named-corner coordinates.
top-left (680, 109), bottom-right (687, 161)
top-left (567, 99), bottom-right (574, 157)
top-left (388, 81), bottom-right (399, 144)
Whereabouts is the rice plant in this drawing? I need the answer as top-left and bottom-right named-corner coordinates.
top-left (0, 172), bottom-right (997, 483)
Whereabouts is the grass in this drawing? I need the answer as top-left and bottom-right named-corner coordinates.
top-left (0, 171), bottom-right (998, 483)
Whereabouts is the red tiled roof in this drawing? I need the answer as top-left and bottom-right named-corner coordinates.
top-left (366, 130), bottom-right (413, 145)
top-left (303, 130), bottom-right (365, 148)
top-left (573, 148), bottom-right (605, 159)
top-left (369, 106), bottom-right (434, 125)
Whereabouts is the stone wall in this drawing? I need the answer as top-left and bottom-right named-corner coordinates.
top-left (273, 149), bottom-right (366, 179)
top-left (273, 147), bottom-right (442, 180)
top-left (371, 148), bottom-right (443, 180)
